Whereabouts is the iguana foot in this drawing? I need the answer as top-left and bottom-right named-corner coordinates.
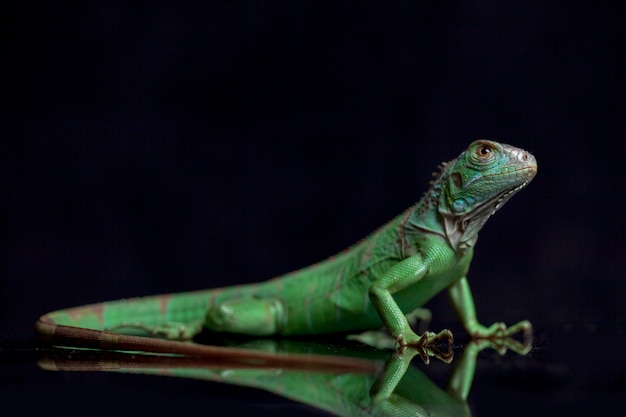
top-left (396, 329), bottom-right (454, 364)
top-left (469, 320), bottom-right (533, 355)
top-left (397, 329), bottom-right (453, 348)
top-left (470, 320), bottom-right (532, 340)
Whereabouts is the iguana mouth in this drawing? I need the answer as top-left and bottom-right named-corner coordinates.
top-left (464, 164), bottom-right (536, 222)
top-left (491, 177), bottom-right (532, 215)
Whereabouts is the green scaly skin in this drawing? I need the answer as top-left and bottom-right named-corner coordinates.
top-left (36, 140), bottom-right (537, 354)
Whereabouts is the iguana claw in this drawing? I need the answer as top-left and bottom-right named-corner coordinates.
top-left (471, 320), bottom-right (532, 340)
top-left (469, 320), bottom-right (533, 355)
top-left (396, 329), bottom-right (454, 364)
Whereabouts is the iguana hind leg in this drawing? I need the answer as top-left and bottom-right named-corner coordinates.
top-left (204, 297), bottom-right (284, 336)
top-left (106, 320), bottom-right (203, 340)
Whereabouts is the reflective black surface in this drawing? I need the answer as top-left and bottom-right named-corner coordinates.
top-left (2, 325), bottom-right (625, 416)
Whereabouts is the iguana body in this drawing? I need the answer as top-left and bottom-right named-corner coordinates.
top-left (37, 140), bottom-right (537, 353)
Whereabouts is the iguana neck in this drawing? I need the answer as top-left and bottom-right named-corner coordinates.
top-left (405, 159), bottom-right (479, 253)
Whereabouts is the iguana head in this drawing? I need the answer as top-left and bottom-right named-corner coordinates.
top-left (437, 140), bottom-right (537, 251)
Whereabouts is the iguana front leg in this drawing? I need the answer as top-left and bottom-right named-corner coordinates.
top-left (447, 276), bottom-right (532, 339)
top-left (369, 255), bottom-right (452, 348)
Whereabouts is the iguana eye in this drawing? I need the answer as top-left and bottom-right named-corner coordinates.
top-left (476, 145), bottom-right (492, 158)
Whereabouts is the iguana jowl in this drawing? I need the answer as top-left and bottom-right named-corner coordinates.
top-left (37, 140), bottom-right (537, 352)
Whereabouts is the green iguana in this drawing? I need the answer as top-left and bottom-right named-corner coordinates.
top-left (37, 140), bottom-right (537, 354)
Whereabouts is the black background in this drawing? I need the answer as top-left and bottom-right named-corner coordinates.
top-left (2, 1), bottom-right (625, 416)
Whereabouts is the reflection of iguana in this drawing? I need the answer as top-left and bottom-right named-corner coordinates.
top-left (37, 140), bottom-right (536, 354)
top-left (39, 338), bottom-right (527, 417)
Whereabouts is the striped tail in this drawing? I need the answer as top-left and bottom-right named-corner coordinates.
top-left (34, 286), bottom-right (380, 371)
top-left (36, 289), bottom-right (220, 348)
